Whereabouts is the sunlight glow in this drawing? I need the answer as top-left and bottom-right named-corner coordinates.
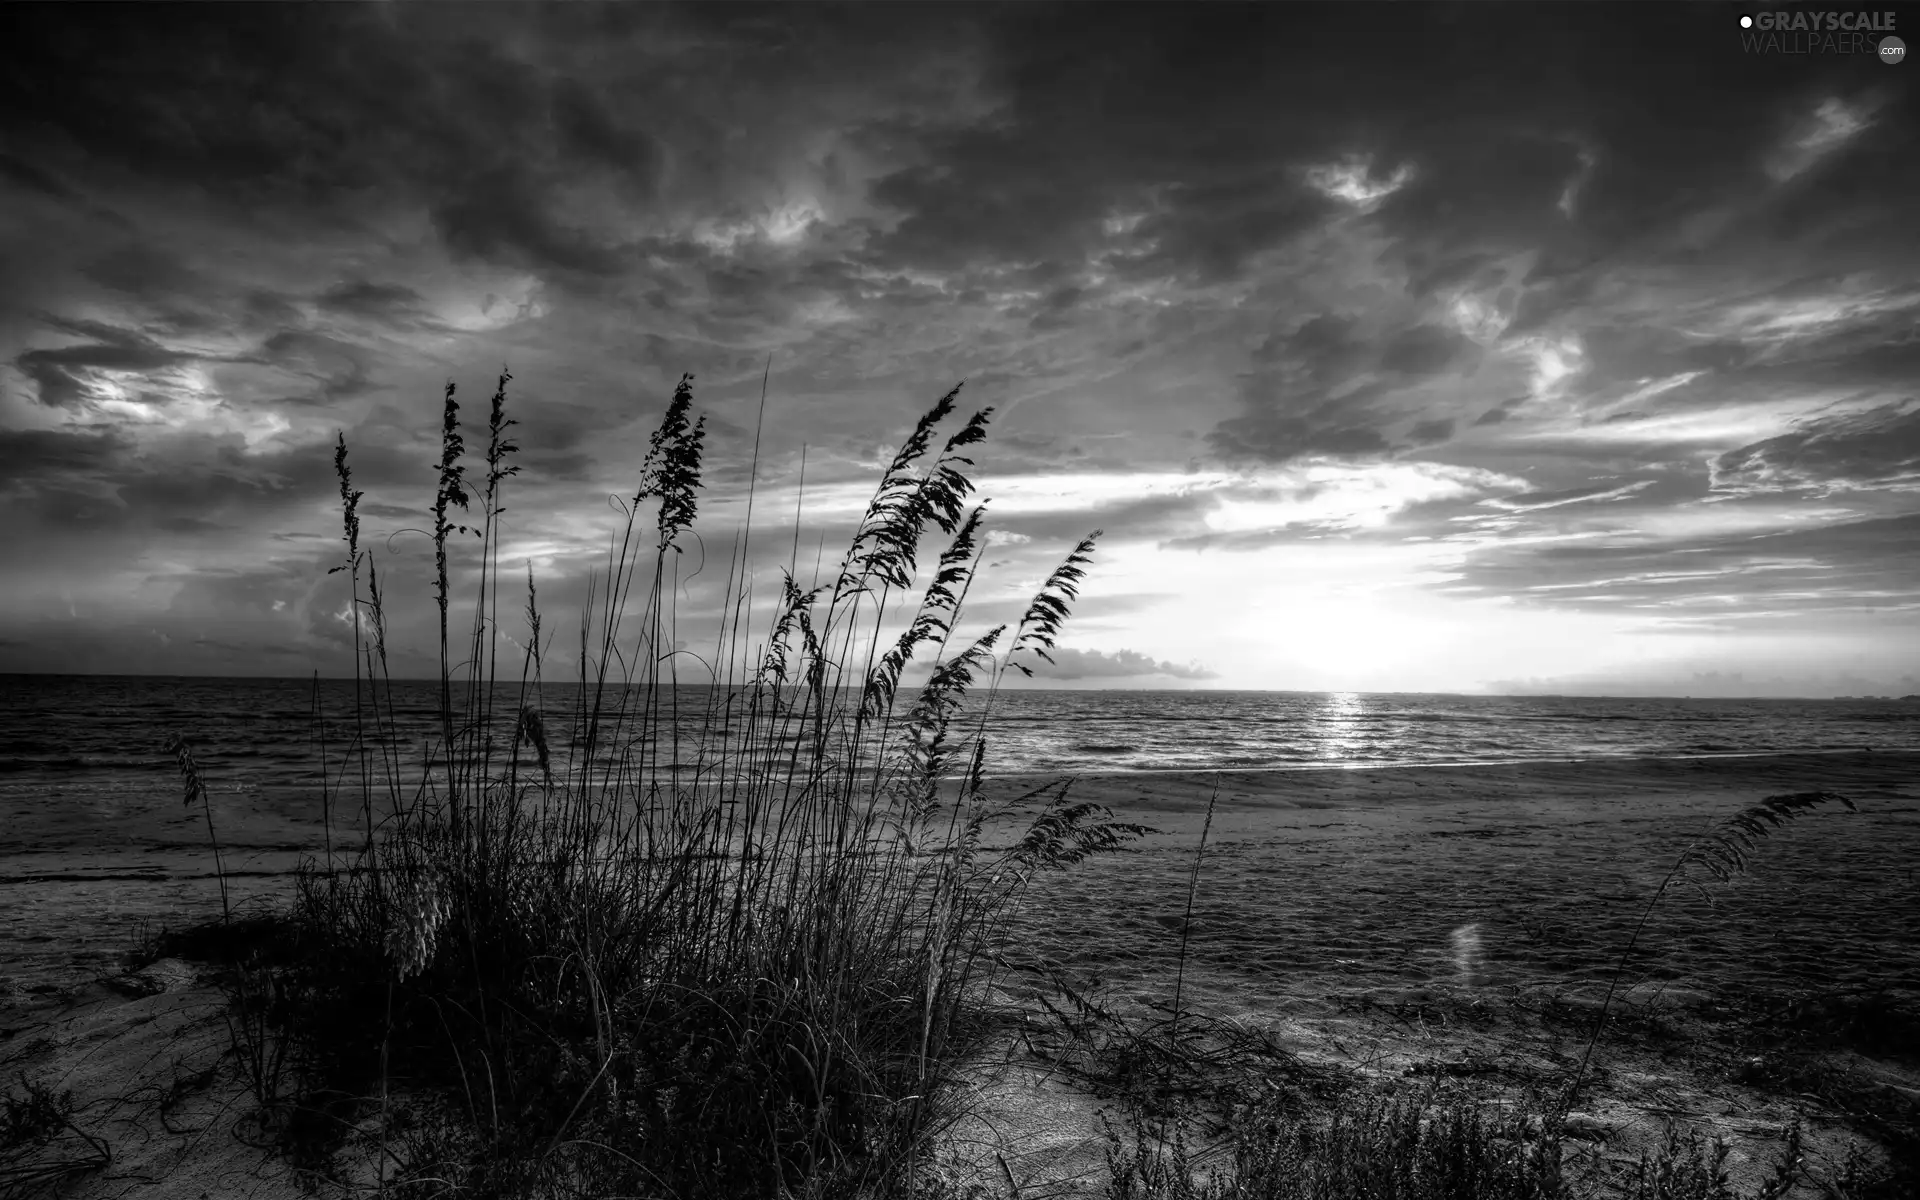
top-left (693, 198), bottom-right (824, 253)
top-left (1204, 462), bottom-right (1528, 532)
top-left (1305, 155), bottom-right (1414, 207)
top-left (1543, 395), bottom-right (1875, 447)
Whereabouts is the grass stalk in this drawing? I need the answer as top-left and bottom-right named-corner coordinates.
top-left (166, 733), bottom-right (228, 923)
top-left (1169, 776), bottom-right (1219, 1048)
top-left (1559, 789), bottom-right (1858, 1116)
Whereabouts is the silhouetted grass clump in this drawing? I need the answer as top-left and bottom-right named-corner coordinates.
top-left (0, 1074), bottom-right (110, 1198)
top-left (1100, 1087), bottom-right (1851, 1200)
top-left (172, 370), bottom-right (1148, 1197)
top-left (1105, 1089), bottom-right (1569, 1200)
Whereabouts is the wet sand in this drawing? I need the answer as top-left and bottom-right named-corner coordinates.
top-left (991, 750), bottom-right (1920, 1010)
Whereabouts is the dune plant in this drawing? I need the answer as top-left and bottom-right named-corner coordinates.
top-left (1560, 790), bottom-right (1858, 1115)
top-left (1100, 1086), bottom-right (1828, 1200)
top-left (1170, 779), bottom-right (1220, 1050)
top-left (0, 1075), bottom-right (111, 1197)
top-left (165, 733), bottom-right (229, 923)
top-left (1103, 1087), bottom-right (1569, 1200)
top-left (203, 370), bottom-right (1148, 1197)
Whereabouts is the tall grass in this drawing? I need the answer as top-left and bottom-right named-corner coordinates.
top-left (205, 370), bottom-right (1148, 1197)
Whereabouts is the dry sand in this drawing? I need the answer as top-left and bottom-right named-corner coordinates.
top-left (4, 750), bottom-right (1916, 1197)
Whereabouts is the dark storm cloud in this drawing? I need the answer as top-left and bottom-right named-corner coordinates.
top-left (0, 427), bottom-right (126, 476)
top-left (4, 5), bottom-right (662, 280)
top-left (0, 421), bottom-right (421, 537)
top-left (859, 4), bottom-right (1374, 282)
top-left (1379, 325), bottom-right (1476, 378)
top-left (252, 330), bottom-right (378, 404)
top-left (1210, 313), bottom-right (1481, 464)
top-left (434, 167), bottom-right (628, 278)
top-left (316, 281), bottom-right (429, 321)
top-left (81, 243), bottom-right (209, 300)
top-left (1713, 402), bottom-right (1920, 497)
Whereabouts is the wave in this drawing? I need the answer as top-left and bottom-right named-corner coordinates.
top-left (0, 757), bottom-right (87, 773)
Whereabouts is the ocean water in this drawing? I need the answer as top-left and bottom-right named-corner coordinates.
top-left (2, 674), bottom-right (1915, 987)
top-left (3, 674), bottom-right (1916, 788)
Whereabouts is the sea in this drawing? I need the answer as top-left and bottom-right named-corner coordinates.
top-left (2, 674), bottom-right (1916, 989)
top-left (6, 674), bottom-right (1919, 786)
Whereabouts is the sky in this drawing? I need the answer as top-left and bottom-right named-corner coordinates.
top-left (2, 2), bottom-right (1917, 696)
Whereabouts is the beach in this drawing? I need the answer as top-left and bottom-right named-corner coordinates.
top-left (5, 749), bottom-right (1916, 1196)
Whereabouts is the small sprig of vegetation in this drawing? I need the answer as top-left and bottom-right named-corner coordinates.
top-left (0, 1075), bottom-right (111, 1198)
top-left (164, 732), bottom-right (228, 922)
top-left (1562, 790), bottom-right (1858, 1114)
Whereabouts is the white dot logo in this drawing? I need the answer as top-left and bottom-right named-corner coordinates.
top-left (1882, 36), bottom-right (1907, 65)
top-left (1739, 14), bottom-right (1753, 28)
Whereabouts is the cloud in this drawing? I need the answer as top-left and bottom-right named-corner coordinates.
top-left (1764, 95), bottom-right (1876, 183)
top-left (1, 5), bottom-right (1915, 689)
top-left (1711, 401), bottom-right (1920, 497)
top-left (16, 329), bottom-right (201, 409)
top-left (316, 280), bottom-right (428, 320)
top-left (1473, 397), bottom-right (1528, 426)
top-left (1209, 314), bottom-right (1481, 466)
top-left (1305, 156), bottom-right (1414, 208)
top-left (1483, 480), bottom-right (1654, 512)
top-left (1442, 512), bottom-right (1920, 629)
top-left (1200, 461), bottom-right (1527, 538)
top-left (1028, 646), bottom-right (1217, 681)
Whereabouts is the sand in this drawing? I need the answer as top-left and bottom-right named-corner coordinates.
top-left (5, 750), bottom-right (1916, 1196)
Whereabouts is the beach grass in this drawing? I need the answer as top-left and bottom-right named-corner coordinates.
top-left (161, 370), bottom-right (1151, 1197)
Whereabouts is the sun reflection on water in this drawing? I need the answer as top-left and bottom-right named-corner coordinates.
top-left (1308, 691), bottom-right (1369, 763)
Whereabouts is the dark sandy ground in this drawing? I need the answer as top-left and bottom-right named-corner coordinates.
top-left (937, 750), bottom-right (1920, 1196)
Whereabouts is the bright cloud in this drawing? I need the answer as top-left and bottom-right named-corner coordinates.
top-left (1305, 156), bottom-right (1415, 208)
top-left (1205, 462), bottom-right (1529, 533)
